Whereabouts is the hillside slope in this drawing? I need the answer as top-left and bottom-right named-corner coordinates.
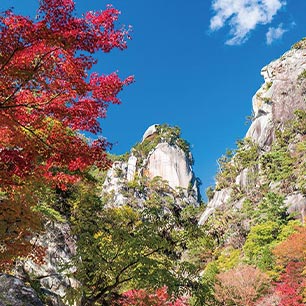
top-left (197, 38), bottom-right (306, 306)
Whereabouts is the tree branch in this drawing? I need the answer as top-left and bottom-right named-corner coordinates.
top-left (9, 116), bottom-right (53, 150)
top-left (0, 48), bottom-right (19, 72)
top-left (85, 246), bottom-right (165, 305)
top-left (0, 93), bottom-right (61, 110)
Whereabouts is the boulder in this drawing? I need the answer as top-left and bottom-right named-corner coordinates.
top-left (0, 274), bottom-right (43, 306)
top-left (285, 193), bottom-right (306, 223)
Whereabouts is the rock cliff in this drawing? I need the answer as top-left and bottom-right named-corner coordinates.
top-left (0, 274), bottom-right (44, 306)
top-left (246, 42), bottom-right (306, 149)
top-left (13, 222), bottom-right (78, 306)
top-left (102, 124), bottom-right (200, 207)
top-left (199, 39), bottom-right (306, 226)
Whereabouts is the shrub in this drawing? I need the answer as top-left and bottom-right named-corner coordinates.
top-left (214, 265), bottom-right (270, 306)
top-left (116, 287), bottom-right (189, 306)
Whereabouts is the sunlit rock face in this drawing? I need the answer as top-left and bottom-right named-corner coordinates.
top-left (142, 124), bottom-right (158, 142)
top-left (103, 161), bottom-right (129, 206)
top-left (198, 188), bottom-right (232, 225)
top-left (102, 124), bottom-right (200, 206)
top-left (246, 47), bottom-right (306, 150)
top-left (127, 155), bottom-right (137, 182)
top-left (199, 44), bottom-right (306, 224)
top-left (146, 142), bottom-right (193, 190)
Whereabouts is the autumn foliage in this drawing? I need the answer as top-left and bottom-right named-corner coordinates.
top-left (0, 0), bottom-right (133, 190)
top-left (274, 262), bottom-right (305, 306)
top-left (0, 0), bottom-right (132, 268)
top-left (116, 287), bottom-right (189, 306)
top-left (214, 265), bottom-right (270, 306)
top-left (272, 226), bottom-right (306, 305)
top-left (272, 226), bottom-right (306, 265)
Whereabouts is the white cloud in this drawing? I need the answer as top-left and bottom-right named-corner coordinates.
top-left (266, 23), bottom-right (287, 44)
top-left (210, 0), bottom-right (286, 45)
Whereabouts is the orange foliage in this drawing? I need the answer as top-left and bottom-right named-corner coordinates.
top-left (0, 181), bottom-right (47, 270)
top-left (214, 265), bottom-right (270, 306)
top-left (273, 226), bottom-right (306, 265)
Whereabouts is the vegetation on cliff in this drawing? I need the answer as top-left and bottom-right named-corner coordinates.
top-left (198, 109), bottom-right (306, 305)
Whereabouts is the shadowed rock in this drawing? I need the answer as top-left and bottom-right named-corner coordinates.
top-left (0, 274), bottom-right (44, 306)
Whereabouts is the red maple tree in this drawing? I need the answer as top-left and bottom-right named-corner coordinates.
top-left (0, 0), bottom-right (132, 268)
top-left (116, 287), bottom-right (189, 306)
top-left (0, 0), bottom-right (133, 190)
top-left (272, 227), bottom-right (306, 305)
top-left (275, 262), bottom-right (305, 306)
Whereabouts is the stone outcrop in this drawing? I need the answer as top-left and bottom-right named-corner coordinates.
top-left (198, 188), bottom-right (231, 225)
top-left (246, 46), bottom-right (306, 150)
top-left (14, 222), bottom-right (77, 306)
top-left (0, 274), bottom-right (44, 306)
top-left (127, 155), bottom-right (137, 182)
top-left (146, 142), bottom-right (194, 190)
top-left (286, 193), bottom-right (306, 224)
top-left (200, 42), bottom-right (306, 224)
top-left (103, 160), bottom-right (129, 206)
top-left (142, 124), bottom-right (158, 142)
top-left (102, 125), bottom-right (200, 207)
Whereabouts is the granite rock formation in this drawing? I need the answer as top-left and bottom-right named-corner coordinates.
top-left (199, 41), bottom-right (306, 225)
top-left (102, 124), bottom-right (200, 207)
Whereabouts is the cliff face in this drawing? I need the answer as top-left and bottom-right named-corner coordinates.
top-left (146, 142), bottom-right (194, 190)
top-left (102, 124), bottom-right (200, 208)
top-left (246, 43), bottom-right (306, 149)
top-left (0, 274), bottom-right (44, 306)
top-left (199, 41), bottom-right (306, 225)
top-left (13, 222), bottom-right (78, 306)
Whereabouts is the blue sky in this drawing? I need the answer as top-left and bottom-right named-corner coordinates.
top-left (1, 0), bottom-right (305, 198)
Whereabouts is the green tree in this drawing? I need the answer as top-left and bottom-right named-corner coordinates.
top-left (260, 148), bottom-right (294, 182)
top-left (250, 192), bottom-right (288, 225)
top-left (243, 221), bottom-right (281, 271)
top-left (67, 182), bottom-right (201, 305)
top-left (243, 220), bottom-right (301, 272)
